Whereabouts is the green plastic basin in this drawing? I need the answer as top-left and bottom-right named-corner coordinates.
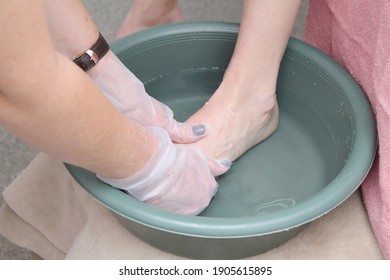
top-left (65, 22), bottom-right (376, 259)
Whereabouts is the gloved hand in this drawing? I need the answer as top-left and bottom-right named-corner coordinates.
top-left (94, 51), bottom-right (206, 143)
top-left (97, 126), bottom-right (231, 215)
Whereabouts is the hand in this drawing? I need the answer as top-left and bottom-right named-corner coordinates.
top-left (94, 51), bottom-right (207, 143)
top-left (97, 126), bottom-right (231, 215)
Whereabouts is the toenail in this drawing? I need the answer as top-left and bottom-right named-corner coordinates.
top-left (192, 124), bottom-right (206, 136)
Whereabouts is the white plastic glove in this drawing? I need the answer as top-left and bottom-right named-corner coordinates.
top-left (94, 51), bottom-right (206, 143)
top-left (97, 126), bottom-right (231, 215)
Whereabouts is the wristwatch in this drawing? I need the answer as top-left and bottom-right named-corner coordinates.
top-left (73, 32), bottom-right (110, 71)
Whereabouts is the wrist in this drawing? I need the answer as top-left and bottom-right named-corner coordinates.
top-left (97, 127), bottom-right (175, 201)
top-left (73, 32), bottom-right (110, 77)
top-left (86, 50), bottom-right (112, 79)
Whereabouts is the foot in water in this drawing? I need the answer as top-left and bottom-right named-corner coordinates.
top-left (186, 82), bottom-right (279, 161)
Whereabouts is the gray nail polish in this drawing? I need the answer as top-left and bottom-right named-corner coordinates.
top-left (219, 159), bottom-right (232, 168)
top-left (192, 124), bottom-right (206, 136)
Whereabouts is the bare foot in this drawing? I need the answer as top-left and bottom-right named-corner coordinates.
top-left (116, 0), bottom-right (184, 39)
top-left (186, 84), bottom-right (279, 161)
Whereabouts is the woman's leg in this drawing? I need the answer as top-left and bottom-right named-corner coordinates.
top-left (186, 0), bottom-right (302, 161)
top-left (116, 0), bottom-right (184, 39)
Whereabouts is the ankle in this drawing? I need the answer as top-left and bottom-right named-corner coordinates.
top-left (214, 79), bottom-right (277, 112)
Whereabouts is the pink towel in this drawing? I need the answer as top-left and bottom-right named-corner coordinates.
top-left (304, 0), bottom-right (390, 259)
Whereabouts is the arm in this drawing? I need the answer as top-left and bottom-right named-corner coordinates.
top-left (0, 0), bottom-right (155, 179)
top-left (0, 0), bottom-right (230, 215)
top-left (44, 0), bottom-right (205, 144)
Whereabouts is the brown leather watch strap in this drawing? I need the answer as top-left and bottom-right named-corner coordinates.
top-left (73, 32), bottom-right (110, 71)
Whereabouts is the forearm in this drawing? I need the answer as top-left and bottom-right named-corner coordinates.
top-left (3, 57), bottom-right (155, 179)
top-left (224, 0), bottom-right (301, 93)
top-left (44, 0), bottom-right (109, 78)
top-left (0, 0), bottom-right (156, 179)
top-left (44, 0), bottom-right (99, 60)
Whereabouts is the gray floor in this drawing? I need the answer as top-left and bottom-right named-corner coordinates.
top-left (0, 0), bottom-right (308, 259)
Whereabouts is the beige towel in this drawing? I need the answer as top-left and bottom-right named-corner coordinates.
top-left (0, 153), bottom-right (383, 259)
